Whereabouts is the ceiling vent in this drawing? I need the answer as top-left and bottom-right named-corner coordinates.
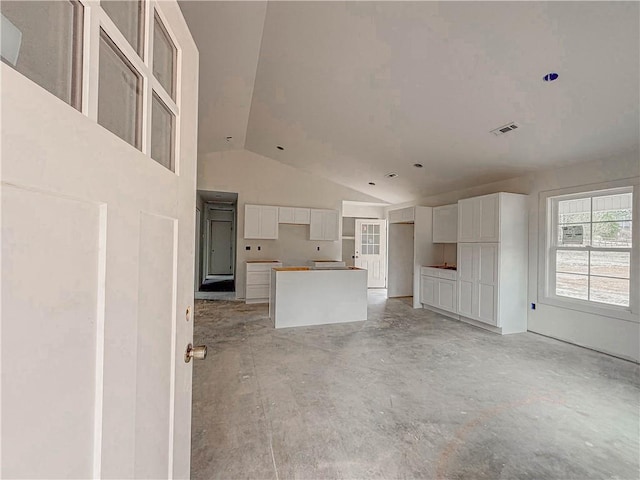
top-left (490, 122), bottom-right (520, 136)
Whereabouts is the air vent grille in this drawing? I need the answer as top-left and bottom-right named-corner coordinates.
top-left (491, 122), bottom-right (520, 136)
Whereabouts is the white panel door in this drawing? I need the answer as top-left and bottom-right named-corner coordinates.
top-left (0, 2), bottom-right (198, 476)
top-left (210, 220), bottom-right (233, 274)
top-left (355, 219), bottom-right (387, 288)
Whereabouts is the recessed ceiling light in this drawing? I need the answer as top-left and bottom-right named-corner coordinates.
top-left (276, 145), bottom-right (284, 151)
top-left (413, 163), bottom-right (423, 168)
top-left (368, 182), bottom-right (376, 186)
top-left (385, 173), bottom-right (398, 178)
top-left (543, 72), bottom-right (559, 82)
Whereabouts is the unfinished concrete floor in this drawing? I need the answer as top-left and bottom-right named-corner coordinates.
top-left (191, 292), bottom-right (639, 479)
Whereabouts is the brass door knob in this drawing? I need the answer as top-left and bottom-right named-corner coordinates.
top-left (184, 343), bottom-right (207, 363)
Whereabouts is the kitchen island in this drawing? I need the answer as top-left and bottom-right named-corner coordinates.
top-left (269, 266), bottom-right (367, 328)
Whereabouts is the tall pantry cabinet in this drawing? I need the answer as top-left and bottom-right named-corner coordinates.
top-left (457, 192), bottom-right (528, 334)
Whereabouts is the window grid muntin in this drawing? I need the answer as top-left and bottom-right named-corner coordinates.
top-left (550, 187), bottom-right (633, 308)
top-left (97, 27), bottom-right (143, 149)
top-left (78, 0), bottom-right (179, 171)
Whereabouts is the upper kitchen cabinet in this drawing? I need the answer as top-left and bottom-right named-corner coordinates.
top-left (432, 204), bottom-right (458, 243)
top-left (458, 193), bottom-right (500, 242)
top-left (310, 209), bottom-right (339, 240)
top-left (278, 206), bottom-right (311, 224)
top-left (389, 207), bottom-right (415, 223)
top-left (244, 204), bottom-right (279, 239)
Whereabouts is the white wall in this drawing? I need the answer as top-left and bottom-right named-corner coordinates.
top-left (417, 153), bottom-right (640, 362)
top-left (197, 149), bottom-right (384, 298)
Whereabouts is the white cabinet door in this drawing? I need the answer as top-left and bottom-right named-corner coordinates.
top-left (279, 207), bottom-right (310, 224)
top-left (436, 279), bottom-right (457, 313)
top-left (478, 195), bottom-right (499, 242)
top-left (245, 205), bottom-right (278, 239)
top-left (245, 205), bottom-right (262, 238)
top-left (294, 208), bottom-right (311, 224)
top-left (421, 275), bottom-right (436, 305)
top-left (477, 244), bottom-right (498, 325)
top-left (458, 194), bottom-right (500, 242)
top-left (309, 209), bottom-right (324, 239)
top-left (457, 198), bottom-right (476, 242)
top-left (278, 207), bottom-right (294, 223)
top-left (260, 206), bottom-right (279, 239)
top-left (310, 209), bottom-right (338, 240)
top-left (433, 204), bottom-right (458, 243)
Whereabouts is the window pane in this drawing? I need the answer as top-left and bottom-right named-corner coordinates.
top-left (556, 273), bottom-right (588, 300)
top-left (590, 251), bottom-right (630, 279)
top-left (557, 198), bottom-right (590, 224)
top-left (590, 276), bottom-right (629, 307)
top-left (101, 0), bottom-right (143, 56)
top-left (0, 0), bottom-right (82, 108)
top-left (153, 12), bottom-right (175, 99)
top-left (592, 193), bottom-right (632, 221)
top-left (372, 245), bottom-right (380, 255)
top-left (557, 223), bottom-right (591, 246)
top-left (592, 221), bottom-right (632, 248)
top-left (556, 250), bottom-right (588, 275)
top-left (151, 92), bottom-right (175, 171)
top-left (98, 30), bottom-right (142, 149)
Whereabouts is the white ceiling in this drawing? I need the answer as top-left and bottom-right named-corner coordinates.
top-left (179, 1), bottom-right (639, 204)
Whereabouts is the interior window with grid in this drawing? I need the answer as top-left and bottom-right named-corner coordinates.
top-left (549, 187), bottom-right (633, 308)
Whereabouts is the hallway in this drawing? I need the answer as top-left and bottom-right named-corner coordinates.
top-left (191, 293), bottom-right (639, 479)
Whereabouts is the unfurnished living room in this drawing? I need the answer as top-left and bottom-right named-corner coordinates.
top-left (1, 1), bottom-right (639, 479)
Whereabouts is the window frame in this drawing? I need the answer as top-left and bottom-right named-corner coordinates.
top-left (81, 0), bottom-right (180, 173)
top-left (539, 179), bottom-right (640, 322)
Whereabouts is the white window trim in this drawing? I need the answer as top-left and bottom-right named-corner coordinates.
top-left (79, 0), bottom-right (180, 173)
top-left (538, 177), bottom-right (640, 323)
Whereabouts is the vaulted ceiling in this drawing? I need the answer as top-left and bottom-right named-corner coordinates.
top-left (179, 1), bottom-right (639, 204)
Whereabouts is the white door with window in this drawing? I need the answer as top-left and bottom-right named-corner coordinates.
top-left (355, 219), bottom-right (387, 288)
top-left (1, 1), bottom-right (198, 478)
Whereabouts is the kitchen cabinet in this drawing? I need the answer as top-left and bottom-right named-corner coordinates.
top-left (420, 266), bottom-right (457, 315)
top-left (278, 207), bottom-right (311, 224)
top-left (389, 207), bottom-right (415, 224)
top-left (456, 192), bottom-right (527, 334)
top-left (432, 204), bottom-right (458, 243)
top-left (457, 244), bottom-right (497, 324)
top-left (246, 261), bottom-right (282, 303)
top-left (244, 204), bottom-right (279, 239)
top-left (309, 209), bottom-right (339, 240)
top-left (458, 193), bottom-right (499, 242)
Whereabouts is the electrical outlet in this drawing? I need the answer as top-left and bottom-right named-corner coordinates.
top-left (317, 246), bottom-right (320, 251)
top-left (245, 246), bottom-right (250, 251)
top-left (258, 246), bottom-right (261, 251)
top-left (531, 303), bottom-right (536, 310)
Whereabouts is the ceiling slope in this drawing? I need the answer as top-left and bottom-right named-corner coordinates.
top-left (183, 1), bottom-right (640, 204)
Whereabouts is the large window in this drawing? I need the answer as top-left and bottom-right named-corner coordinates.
top-left (544, 185), bottom-right (636, 315)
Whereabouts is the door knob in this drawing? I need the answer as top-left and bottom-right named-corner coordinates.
top-left (184, 343), bottom-right (207, 363)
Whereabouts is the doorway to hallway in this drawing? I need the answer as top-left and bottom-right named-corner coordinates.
top-left (195, 190), bottom-right (238, 299)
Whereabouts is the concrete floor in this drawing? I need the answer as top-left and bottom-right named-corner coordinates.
top-left (191, 291), bottom-right (640, 479)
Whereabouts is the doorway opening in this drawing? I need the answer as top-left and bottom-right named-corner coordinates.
top-left (195, 190), bottom-right (238, 300)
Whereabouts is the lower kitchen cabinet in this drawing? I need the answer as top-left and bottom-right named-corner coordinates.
top-left (420, 267), bottom-right (457, 315)
top-left (246, 261), bottom-right (282, 304)
top-left (457, 243), bottom-right (497, 325)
